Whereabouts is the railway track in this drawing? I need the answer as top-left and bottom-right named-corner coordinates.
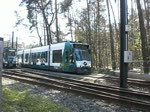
top-left (2, 69), bottom-right (150, 110)
top-left (100, 76), bottom-right (150, 86)
top-left (73, 74), bottom-right (150, 87)
top-left (7, 68), bottom-right (150, 87)
top-left (22, 68), bottom-right (150, 87)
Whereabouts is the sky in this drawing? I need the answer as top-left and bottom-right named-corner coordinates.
top-left (0, 0), bottom-right (33, 46)
top-left (0, 0), bottom-right (18, 39)
top-left (0, 0), bottom-right (88, 46)
top-left (0, 0), bottom-right (83, 46)
top-left (0, 0), bottom-right (121, 47)
top-left (0, 0), bottom-right (50, 47)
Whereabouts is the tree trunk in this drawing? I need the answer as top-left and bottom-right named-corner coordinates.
top-left (97, 0), bottom-right (101, 68)
top-left (48, 24), bottom-right (52, 44)
top-left (43, 23), bottom-right (46, 45)
top-left (86, 0), bottom-right (91, 45)
top-left (86, 0), bottom-right (93, 68)
top-left (93, 10), bottom-right (97, 68)
top-left (143, 0), bottom-right (150, 53)
top-left (70, 14), bottom-right (73, 41)
top-left (109, 0), bottom-right (119, 68)
top-left (136, 0), bottom-right (150, 73)
top-left (40, 1), bottom-right (50, 45)
top-left (35, 7), bottom-right (43, 46)
top-left (40, 0), bottom-right (54, 45)
top-left (106, 0), bottom-right (116, 70)
top-left (55, 0), bottom-right (59, 43)
top-left (36, 25), bottom-right (43, 46)
top-left (68, 10), bottom-right (73, 41)
top-left (129, 0), bottom-right (134, 70)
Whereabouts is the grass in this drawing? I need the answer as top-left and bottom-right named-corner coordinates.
top-left (2, 86), bottom-right (70, 112)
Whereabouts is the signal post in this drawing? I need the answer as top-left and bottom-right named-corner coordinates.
top-left (120, 0), bottom-right (132, 88)
top-left (0, 37), bottom-right (3, 112)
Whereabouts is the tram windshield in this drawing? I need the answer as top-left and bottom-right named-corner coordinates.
top-left (3, 50), bottom-right (16, 58)
top-left (73, 44), bottom-right (90, 61)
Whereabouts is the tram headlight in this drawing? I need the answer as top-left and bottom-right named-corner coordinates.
top-left (5, 61), bottom-right (8, 64)
top-left (77, 64), bottom-right (81, 67)
top-left (88, 63), bottom-right (91, 66)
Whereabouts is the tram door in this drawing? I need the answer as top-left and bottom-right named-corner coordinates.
top-left (64, 50), bottom-right (75, 72)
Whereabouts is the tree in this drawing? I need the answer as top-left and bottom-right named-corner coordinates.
top-left (60, 0), bottom-right (73, 41)
top-left (20, 0), bottom-right (55, 45)
top-left (39, 0), bottom-right (54, 44)
top-left (136, 0), bottom-right (150, 73)
top-left (14, 10), bottom-right (43, 45)
top-left (143, 0), bottom-right (150, 52)
top-left (86, 0), bottom-right (92, 45)
top-left (55, 0), bottom-right (60, 42)
top-left (109, 0), bottom-right (120, 68)
top-left (96, 0), bottom-right (100, 68)
top-left (106, 0), bottom-right (116, 70)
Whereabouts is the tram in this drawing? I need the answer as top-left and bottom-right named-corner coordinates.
top-left (17, 41), bottom-right (91, 74)
top-left (3, 47), bottom-right (17, 68)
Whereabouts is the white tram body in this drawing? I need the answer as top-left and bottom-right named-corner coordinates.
top-left (17, 41), bottom-right (91, 74)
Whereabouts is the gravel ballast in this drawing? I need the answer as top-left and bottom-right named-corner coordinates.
top-left (2, 77), bottom-right (148, 112)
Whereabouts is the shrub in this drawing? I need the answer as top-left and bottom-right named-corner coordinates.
top-left (2, 86), bottom-right (70, 112)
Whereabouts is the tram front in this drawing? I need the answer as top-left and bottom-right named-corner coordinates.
top-left (73, 43), bottom-right (91, 74)
top-left (3, 48), bottom-right (16, 68)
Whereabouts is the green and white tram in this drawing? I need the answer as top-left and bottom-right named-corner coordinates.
top-left (17, 41), bottom-right (91, 74)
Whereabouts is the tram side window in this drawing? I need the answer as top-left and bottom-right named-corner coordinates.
top-left (17, 55), bottom-right (21, 60)
top-left (36, 52), bottom-right (40, 62)
top-left (31, 53), bottom-right (35, 62)
top-left (52, 50), bottom-right (62, 63)
top-left (18, 55), bottom-right (21, 59)
top-left (45, 51), bottom-right (48, 62)
top-left (37, 52), bottom-right (41, 59)
top-left (41, 51), bottom-right (47, 62)
top-left (41, 52), bottom-right (44, 58)
top-left (41, 52), bottom-right (47, 63)
top-left (19, 55), bottom-right (22, 62)
top-left (25, 54), bottom-right (29, 62)
top-left (32, 53), bottom-right (36, 63)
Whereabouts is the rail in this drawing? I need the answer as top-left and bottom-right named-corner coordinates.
top-left (2, 70), bottom-right (150, 110)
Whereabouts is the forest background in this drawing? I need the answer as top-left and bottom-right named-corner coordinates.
top-left (3, 0), bottom-right (150, 73)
